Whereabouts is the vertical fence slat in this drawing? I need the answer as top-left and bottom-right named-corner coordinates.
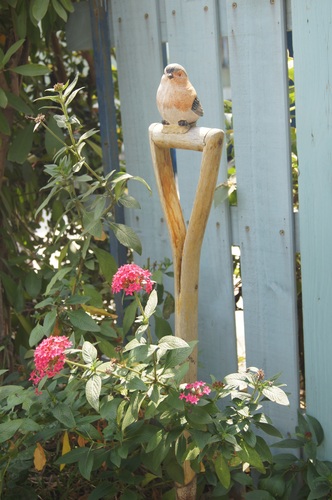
top-left (111, 1), bottom-right (172, 267)
top-left (292, 0), bottom-right (332, 459)
top-left (163, 0), bottom-right (237, 380)
top-left (226, 0), bottom-right (299, 435)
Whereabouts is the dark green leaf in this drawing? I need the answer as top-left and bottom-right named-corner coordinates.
top-left (123, 300), bottom-right (138, 336)
top-left (87, 482), bottom-right (117, 500)
top-left (245, 491), bottom-right (275, 500)
top-left (24, 269), bottom-right (42, 298)
top-left (67, 309), bottom-right (100, 332)
top-left (8, 123), bottom-right (34, 164)
top-left (272, 438), bottom-right (304, 448)
top-left (45, 115), bottom-right (65, 156)
top-left (0, 108), bottom-right (10, 135)
top-left (5, 91), bottom-right (33, 114)
top-left (307, 414), bottom-right (324, 446)
top-left (0, 419), bottom-right (23, 443)
top-left (154, 315), bottom-right (173, 340)
top-left (12, 63), bottom-right (50, 76)
top-left (55, 447), bottom-right (87, 464)
top-left (109, 222), bottom-right (142, 255)
top-left (93, 247), bottom-right (117, 284)
top-left (53, 403), bottom-right (76, 428)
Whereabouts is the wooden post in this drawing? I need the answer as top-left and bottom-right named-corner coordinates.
top-left (149, 123), bottom-right (224, 382)
top-left (149, 123), bottom-right (224, 499)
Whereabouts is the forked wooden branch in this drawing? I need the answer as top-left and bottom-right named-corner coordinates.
top-left (149, 123), bottom-right (224, 383)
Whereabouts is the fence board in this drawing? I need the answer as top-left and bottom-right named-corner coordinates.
top-left (163, 0), bottom-right (237, 380)
top-left (226, 0), bottom-right (299, 436)
top-left (292, 0), bottom-right (332, 459)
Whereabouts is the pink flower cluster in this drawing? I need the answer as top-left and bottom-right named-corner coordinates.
top-left (29, 335), bottom-right (72, 388)
top-left (111, 263), bottom-right (153, 296)
top-left (179, 381), bottom-right (211, 405)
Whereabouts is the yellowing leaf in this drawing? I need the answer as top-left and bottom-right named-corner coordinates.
top-left (77, 435), bottom-right (87, 447)
top-left (93, 230), bottom-right (107, 241)
top-left (34, 442), bottom-right (46, 471)
top-left (81, 304), bottom-right (117, 318)
top-left (60, 431), bottom-right (71, 471)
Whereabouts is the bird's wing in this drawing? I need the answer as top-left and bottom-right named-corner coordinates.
top-left (192, 97), bottom-right (204, 117)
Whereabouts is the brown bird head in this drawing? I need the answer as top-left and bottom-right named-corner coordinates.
top-left (164, 63), bottom-right (188, 82)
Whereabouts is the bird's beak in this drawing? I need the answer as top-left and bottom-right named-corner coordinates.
top-left (166, 73), bottom-right (174, 79)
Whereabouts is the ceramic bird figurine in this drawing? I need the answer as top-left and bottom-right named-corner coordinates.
top-left (156, 63), bottom-right (204, 127)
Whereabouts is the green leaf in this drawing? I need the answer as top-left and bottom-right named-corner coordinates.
top-left (8, 123), bottom-right (34, 164)
top-left (45, 115), bottom-right (65, 156)
top-left (53, 402), bottom-right (76, 428)
top-left (5, 91), bottom-right (33, 114)
top-left (78, 449), bottom-right (94, 481)
top-left (0, 385), bottom-right (24, 402)
top-left (51, 0), bottom-right (68, 21)
top-left (307, 414), bottom-right (325, 446)
top-left (255, 421), bottom-right (283, 438)
top-left (144, 289), bottom-right (158, 318)
top-left (237, 442), bottom-right (266, 474)
top-left (93, 247), bottom-right (117, 284)
top-left (29, 323), bottom-right (46, 346)
top-left (109, 222), bottom-right (142, 255)
top-left (67, 309), bottom-right (100, 332)
top-left (154, 315), bottom-right (173, 340)
top-left (45, 266), bottom-right (71, 295)
top-left (262, 385), bottom-right (289, 406)
top-left (0, 88), bottom-right (8, 108)
top-left (12, 63), bottom-right (50, 76)
top-left (164, 344), bottom-right (194, 369)
top-left (158, 335), bottom-right (189, 351)
top-left (82, 341), bottom-right (98, 364)
top-left (145, 429), bottom-right (164, 453)
top-left (215, 454), bottom-right (231, 489)
top-left (2, 39), bottom-right (25, 67)
top-left (87, 482), bottom-right (117, 500)
top-left (0, 419), bottom-right (23, 443)
top-left (123, 300), bottom-right (138, 336)
top-left (122, 392), bottom-right (145, 431)
top-left (0, 108), bottom-right (10, 135)
top-left (127, 377), bottom-right (148, 392)
top-left (255, 436), bottom-right (273, 463)
top-left (182, 442), bottom-right (200, 462)
top-left (85, 375), bottom-right (102, 411)
top-left (271, 438), bottom-right (303, 449)
top-left (245, 491), bottom-right (275, 500)
top-left (32, 0), bottom-right (50, 20)
top-left (24, 269), bottom-right (42, 298)
top-left (54, 447), bottom-right (87, 464)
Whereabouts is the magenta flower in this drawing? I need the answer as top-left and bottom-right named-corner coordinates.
top-left (179, 381), bottom-right (211, 404)
top-left (111, 263), bottom-right (153, 296)
top-left (29, 335), bottom-right (72, 388)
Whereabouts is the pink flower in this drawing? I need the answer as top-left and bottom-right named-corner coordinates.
top-left (29, 335), bottom-right (72, 388)
top-left (179, 381), bottom-right (211, 405)
top-left (111, 263), bottom-right (153, 296)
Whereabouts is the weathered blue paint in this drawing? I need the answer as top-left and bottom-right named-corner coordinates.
top-left (292, 0), bottom-right (332, 459)
top-left (226, 0), bottom-right (299, 437)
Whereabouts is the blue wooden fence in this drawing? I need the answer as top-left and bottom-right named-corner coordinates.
top-left (67, 0), bottom-right (332, 458)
